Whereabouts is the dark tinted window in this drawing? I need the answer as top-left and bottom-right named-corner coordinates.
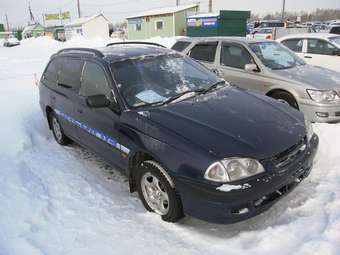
top-left (281, 39), bottom-right (304, 52)
top-left (79, 62), bottom-right (111, 98)
top-left (171, 41), bottom-right (191, 52)
top-left (330, 27), bottom-right (340, 35)
top-left (307, 39), bottom-right (337, 55)
top-left (189, 42), bottom-right (218, 62)
top-left (221, 44), bottom-right (253, 69)
top-left (58, 58), bottom-right (84, 90)
top-left (44, 58), bottom-right (61, 84)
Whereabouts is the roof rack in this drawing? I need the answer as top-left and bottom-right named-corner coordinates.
top-left (106, 41), bottom-right (166, 48)
top-left (56, 48), bottom-right (104, 57)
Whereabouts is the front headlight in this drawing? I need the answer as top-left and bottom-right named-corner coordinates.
top-left (204, 158), bottom-right (265, 183)
top-left (305, 118), bottom-right (314, 141)
top-left (307, 89), bottom-right (340, 103)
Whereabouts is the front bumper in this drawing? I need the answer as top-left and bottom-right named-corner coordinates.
top-left (299, 99), bottom-right (340, 123)
top-left (175, 134), bottom-right (319, 224)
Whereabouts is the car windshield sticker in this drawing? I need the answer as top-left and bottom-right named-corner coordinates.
top-left (135, 90), bottom-right (166, 104)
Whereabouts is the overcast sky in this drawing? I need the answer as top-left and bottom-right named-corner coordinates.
top-left (1, 0), bottom-right (339, 28)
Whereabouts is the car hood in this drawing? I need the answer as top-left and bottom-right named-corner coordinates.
top-left (272, 64), bottom-right (340, 90)
top-left (147, 87), bottom-right (305, 160)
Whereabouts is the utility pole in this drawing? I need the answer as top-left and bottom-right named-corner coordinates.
top-left (5, 14), bottom-right (10, 31)
top-left (176, 0), bottom-right (179, 6)
top-left (208, 0), bottom-right (212, 13)
top-left (28, 3), bottom-right (36, 23)
top-left (281, 0), bottom-right (286, 20)
top-left (77, 0), bottom-right (81, 18)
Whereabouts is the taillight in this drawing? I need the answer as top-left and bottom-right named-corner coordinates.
top-left (265, 34), bottom-right (272, 40)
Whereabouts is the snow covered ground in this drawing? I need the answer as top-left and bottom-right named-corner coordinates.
top-left (0, 36), bottom-right (340, 255)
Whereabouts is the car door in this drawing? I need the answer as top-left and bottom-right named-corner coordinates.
top-left (187, 41), bottom-right (218, 71)
top-left (42, 56), bottom-right (83, 140)
top-left (304, 38), bottom-right (340, 71)
top-left (280, 38), bottom-right (305, 59)
top-left (215, 42), bottom-right (272, 94)
top-left (74, 60), bottom-right (123, 167)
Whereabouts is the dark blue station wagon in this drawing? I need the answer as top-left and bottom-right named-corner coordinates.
top-left (39, 42), bottom-right (319, 224)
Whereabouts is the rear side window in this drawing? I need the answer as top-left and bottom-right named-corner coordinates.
top-left (281, 39), bottom-right (304, 53)
top-left (330, 27), bottom-right (340, 35)
top-left (307, 39), bottom-right (337, 55)
top-left (221, 44), bottom-right (253, 69)
top-left (79, 62), bottom-right (111, 98)
top-left (171, 41), bottom-right (191, 52)
top-left (189, 42), bottom-right (218, 63)
top-left (44, 58), bottom-right (61, 84)
top-left (58, 58), bottom-right (84, 90)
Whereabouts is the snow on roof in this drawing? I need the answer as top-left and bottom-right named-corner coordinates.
top-left (65, 14), bottom-right (109, 27)
top-left (188, 13), bottom-right (219, 18)
top-left (126, 4), bottom-right (198, 19)
top-left (22, 23), bottom-right (44, 34)
top-left (278, 33), bottom-right (338, 41)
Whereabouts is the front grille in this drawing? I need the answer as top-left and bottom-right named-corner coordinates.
top-left (273, 138), bottom-right (307, 170)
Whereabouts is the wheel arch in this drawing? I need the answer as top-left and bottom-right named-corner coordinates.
top-left (266, 88), bottom-right (300, 108)
top-left (128, 151), bottom-right (175, 193)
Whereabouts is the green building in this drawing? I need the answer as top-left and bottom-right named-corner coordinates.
top-left (126, 4), bottom-right (199, 40)
top-left (187, 10), bottom-right (251, 37)
top-left (22, 23), bottom-right (45, 39)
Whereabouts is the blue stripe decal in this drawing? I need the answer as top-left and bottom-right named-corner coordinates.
top-left (55, 109), bottom-right (130, 154)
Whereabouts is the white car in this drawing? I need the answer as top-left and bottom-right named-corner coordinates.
top-left (248, 28), bottom-right (273, 40)
top-left (277, 33), bottom-right (340, 72)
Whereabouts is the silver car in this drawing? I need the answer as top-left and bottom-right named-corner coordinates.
top-left (171, 37), bottom-right (340, 123)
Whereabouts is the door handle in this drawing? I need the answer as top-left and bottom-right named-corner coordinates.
top-left (51, 95), bottom-right (56, 100)
top-left (304, 55), bottom-right (312, 59)
top-left (77, 109), bottom-right (83, 114)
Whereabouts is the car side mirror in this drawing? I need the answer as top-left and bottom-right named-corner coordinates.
top-left (244, 63), bottom-right (259, 72)
top-left (86, 95), bottom-right (111, 108)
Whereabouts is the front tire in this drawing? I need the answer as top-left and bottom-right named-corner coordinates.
top-left (49, 111), bottom-right (71, 145)
top-left (270, 91), bottom-right (299, 110)
top-left (136, 161), bottom-right (184, 222)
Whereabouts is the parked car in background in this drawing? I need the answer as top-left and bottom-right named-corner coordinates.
top-left (329, 25), bottom-right (340, 35)
top-left (172, 37), bottom-right (340, 123)
top-left (3, 36), bottom-right (20, 47)
top-left (39, 42), bottom-right (318, 224)
top-left (278, 33), bottom-right (340, 72)
top-left (255, 20), bottom-right (284, 29)
top-left (248, 28), bottom-right (273, 40)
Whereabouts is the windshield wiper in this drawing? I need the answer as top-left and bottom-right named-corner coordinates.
top-left (199, 80), bottom-right (226, 95)
top-left (161, 90), bottom-right (198, 105)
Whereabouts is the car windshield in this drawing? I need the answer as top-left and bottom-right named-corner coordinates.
top-left (249, 41), bottom-right (305, 70)
top-left (329, 36), bottom-right (340, 46)
top-left (110, 54), bottom-right (222, 108)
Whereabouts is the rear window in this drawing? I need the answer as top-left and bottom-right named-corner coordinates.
top-left (171, 41), bottom-right (191, 52)
top-left (281, 39), bottom-right (304, 53)
top-left (58, 58), bottom-right (84, 90)
top-left (189, 42), bottom-right (218, 63)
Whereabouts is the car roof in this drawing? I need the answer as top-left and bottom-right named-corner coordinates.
top-left (56, 44), bottom-right (175, 63)
top-left (175, 36), bottom-right (271, 44)
top-left (278, 33), bottom-right (339, 41)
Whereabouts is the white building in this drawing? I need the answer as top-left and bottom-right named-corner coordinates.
top-left (64, 14), bottom-right (110, 40)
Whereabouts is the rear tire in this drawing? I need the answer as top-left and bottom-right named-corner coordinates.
top-left (49, 111), bottom-right (72, 145)
top-left (136, 160), bottom-right (184, 223)
top-left (270, 91), bottom-right (299, 110)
